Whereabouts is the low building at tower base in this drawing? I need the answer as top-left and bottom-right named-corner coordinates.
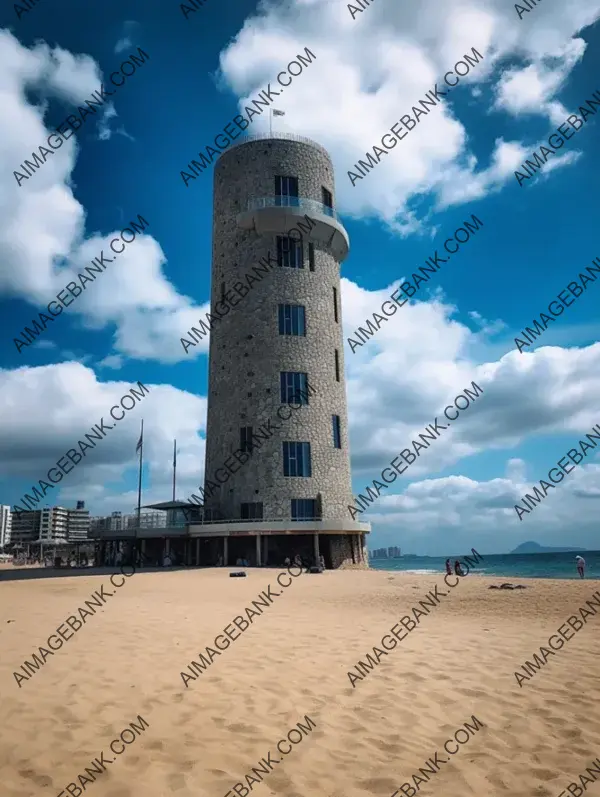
top-left (90, 502), bottom-right (370, 570)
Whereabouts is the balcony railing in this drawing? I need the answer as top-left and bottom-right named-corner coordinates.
top-left (247, 196), bottom-right (339, 222)
top-left (87, 512), bottom-right (370, 532)
top-left (193, 515), bottom-right (322, 524)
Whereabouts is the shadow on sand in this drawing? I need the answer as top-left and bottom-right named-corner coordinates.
top-left (0, 564), bottom-right (297, 583)
top-left (0, 565), bottom-right (206, 583)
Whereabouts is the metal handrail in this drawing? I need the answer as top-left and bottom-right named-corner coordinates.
top-left (220, 132), bottom-right (332, 160)
top-left (247, 195), bottom-right (338, 221)
top-left (89, 512), bottom-right (367, 528)
top-left (189, 516), bottom-right (323, 524)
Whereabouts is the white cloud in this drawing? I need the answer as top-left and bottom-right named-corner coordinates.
top-left (97, 354), bottom-right (124, 369)
top-left (216, 0), bottom-right (600, 228)
top-left (0, 362), bottom-right (206, 514)
top-left (31, 339), bottom-right (57, 350)
top-left (342, 274), bottom-right (600, 482)
top-left (0, 29), bottom-right (207, 364)
top-left (114, 38), bottom-right (133, 55)
top-left (365, 463), bottom-right (600, 555)
top-left (492, 37), bottom-right (586, 122)
top-left (3, 281), bottom-right (600, 551)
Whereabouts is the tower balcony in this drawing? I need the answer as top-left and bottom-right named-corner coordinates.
top-left (237, 196), bottom-right (350, 262)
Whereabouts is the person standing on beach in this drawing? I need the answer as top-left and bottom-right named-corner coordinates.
top-left (454, 559), bottom-right (464, 576)
top-left (445, 559), bottom-right (452, 576)
top-left (576, 555), bottom-right (586, 578)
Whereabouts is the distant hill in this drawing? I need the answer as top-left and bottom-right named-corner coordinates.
top-left (511, 541), bottom-right (587, 554)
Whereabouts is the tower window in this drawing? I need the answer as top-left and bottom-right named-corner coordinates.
top-left (332, 415), bottom-right (342, 448)
top-left (334, 349), bottom-right (340, 382)
top-left (275, 176), bottom-right (299, 203)
top-left (283, 442), bottom-right (312, 477)
top-left (241, 502), bottom-right (263, 520)
top-left (240, 426), bottom-right (253, 454)
top-left (280, 372), bottom-right (309, 405)
top-left (309, 243), bottom-right (315, 271)
top-left (322, 187), bottom-right (333, 210)
top-left (333, 287), bottom-right (338, 322)
top-left (291, 499), bottom-right (317, 520)
top-left (279, 304), bottom-right (306, 336)
top-left (277, 236), bottom-right (303, 269)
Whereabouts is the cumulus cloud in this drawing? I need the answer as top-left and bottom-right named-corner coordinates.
top-left (216, 0), bottom-right (600, 228)
top-left (365, 463), bottom-right (600, 555)
top-left (492, 37), bottom-right (586, 122)
top-left (342, 270), bottom-right (600, 481)
top-left (0, 29), bottom-right (206, 365)
top-left (3, 287), bottom-right (600, 550)
top-left (0, 362), bottom-right (206, 514)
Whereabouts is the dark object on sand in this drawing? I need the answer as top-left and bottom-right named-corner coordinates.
top-left (308, 566), bottom-right (323, 574)
top-left (230, 571), bottom-right (247, 578)
top-left (488, 583), bottom-right (527, 590)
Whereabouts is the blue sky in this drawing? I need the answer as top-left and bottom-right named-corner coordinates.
top-left (1, 0), bottom-right (600, 554)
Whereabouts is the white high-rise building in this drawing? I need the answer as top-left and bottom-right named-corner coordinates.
top-left (0, 505), bottom-right (12, 548)
top-left (10, 504), bottom-right (90, 545)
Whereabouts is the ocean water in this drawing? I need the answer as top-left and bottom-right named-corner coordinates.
top-left (369, 550), bottom-right (600, 580)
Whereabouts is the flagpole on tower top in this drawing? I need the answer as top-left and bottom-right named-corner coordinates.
top-left (270, 109), bottom-right (285, 136)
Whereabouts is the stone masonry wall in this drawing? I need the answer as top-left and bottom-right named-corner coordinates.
top-left (330, 534), bottom-right (369, 569)
top-left (203, 137), bottom-right (354, 522)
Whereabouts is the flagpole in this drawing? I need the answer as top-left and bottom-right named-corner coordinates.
top-left (269, 108), bottom-right (272, 136)
top-left (136, 419), bottom-right (144, 529)
top-left (172, 439), bottom-right (177, 502)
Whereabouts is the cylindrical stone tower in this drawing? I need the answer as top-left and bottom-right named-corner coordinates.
top-left (202, 132), bottom-right (369, 568)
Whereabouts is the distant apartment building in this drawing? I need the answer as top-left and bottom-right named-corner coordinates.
top-left (90, 511), bottom-right (124, 535)
top-left (68, 501), bottom-right (91, 541)
top-left (126, 510), bottom-right (166, 529)
top-left (11, 503), bottom-right (90, 545)
top-left (90, 510), bottom-right (168, 535)
top-left (0, 505), bottom-right (12, 548)
top-left (370, 547), bottom-right (388, 559)
top-left (370, 546), bottom-right (401, 559)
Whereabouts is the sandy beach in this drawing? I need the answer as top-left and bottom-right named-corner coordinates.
top-left (1, 566), bottom-right (600, 797)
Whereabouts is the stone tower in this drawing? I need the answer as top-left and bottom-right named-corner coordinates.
top-left (202, 132), bottom-right (369, 568)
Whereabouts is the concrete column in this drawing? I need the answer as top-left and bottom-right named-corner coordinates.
top-left (195, 538), bottom-right (200, 566)
top-left (313, 533), bottom-right (319, 565)
top-left (263, 534), bottom-right (268, 566)
top-left (256, 534), bottom-right (261, 566)
top-left (223, 537), bottom-right (228, 566)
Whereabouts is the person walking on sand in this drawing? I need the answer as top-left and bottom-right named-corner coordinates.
top-left (445, 559), bottom-right (452, 576)
top-left (576, 555), bottom-right (586, 578)
top-left (454, 559), bottom-right (464, 577)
